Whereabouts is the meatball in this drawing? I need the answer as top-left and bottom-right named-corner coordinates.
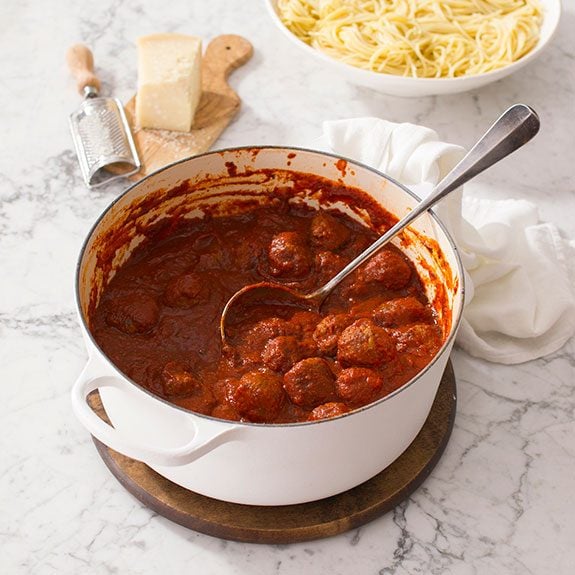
top-left (261, 335), bottom-right (304, 373)
top-left (313, 313), bottom-right (353, 355)
top-left (161, 361), bottom-right (199, 397)
top-left (337, 318), bottom-right (397, 367)
top-left (308, 402), bottom-right (350, 421)
top-left (373, 296), bottom-right (433, 327)
top-left (104, 292), bottom-right (159, 334)
top-left (163, 272), bottom-right (204, 308)
top-left (310, 211), bottom-right (350, 250)
top-left (225, 369), bottom-right (285, 423)
top-left (290, 310), bottom-right (322, 337)
top-left (268, 231), bottom-right (312, 278)
top-left (315, 250), bottom-right (347, 282)
top-left (393, 323), bottom-right (443, 357)
top-left (231, 237), bottom-right (260, 271)
top-left (244, 317), bottom-right (294, 347)
top-left (361, 248), bottom-right (412, 290)
top-left (349, 296), bottom-right (390, 317)
top-left (283, 358), bottom-right (336, 408)
top-left (211, 402), bottom-right (240, 422)
top-left (233, 317), bottom-right (297, 366)
top-left (335, 367), bottom-right (384, 407)
top-left (290, 310), bottom-right (321, 356)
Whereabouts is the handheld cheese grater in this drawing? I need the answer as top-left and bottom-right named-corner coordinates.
top-left (67, 44), bottom-right (140, 188)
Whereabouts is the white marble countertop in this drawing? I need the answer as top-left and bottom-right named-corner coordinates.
top-left (2, 1), bottom-right (574, 573)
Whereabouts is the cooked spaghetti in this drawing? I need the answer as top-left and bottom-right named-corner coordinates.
top-left (276, 0), bottom-right (543, 78)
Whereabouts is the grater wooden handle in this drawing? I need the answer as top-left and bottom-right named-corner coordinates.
top-left (67, 44), bottom-right (101, 96)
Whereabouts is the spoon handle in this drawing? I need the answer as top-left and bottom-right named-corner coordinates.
top-left (311, 103), bottom-right (540, 301)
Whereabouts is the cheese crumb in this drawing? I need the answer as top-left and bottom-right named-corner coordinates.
top-left (135, 33), bottom-right (202, 132)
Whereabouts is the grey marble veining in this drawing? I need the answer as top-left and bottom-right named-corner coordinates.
top-left (1, 1), bottom-right (574, 573)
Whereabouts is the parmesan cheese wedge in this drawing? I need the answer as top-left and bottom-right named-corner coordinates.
top-left (135, 33), bottom-right (202, 132)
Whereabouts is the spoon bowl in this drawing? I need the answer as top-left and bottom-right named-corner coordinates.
top-left (221, 282), bottom-right (320, 343)
top-left (220, 104), bottom-right (540, 343)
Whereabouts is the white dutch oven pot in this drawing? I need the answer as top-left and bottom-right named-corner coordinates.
top-left (72, 147), bottom-right (464, 506)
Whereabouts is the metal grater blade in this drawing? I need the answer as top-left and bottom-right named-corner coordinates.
top-left (69, 97), bottom-right (140, 188)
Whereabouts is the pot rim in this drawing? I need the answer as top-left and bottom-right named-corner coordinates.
top-left (75, 145), bottom-right (466, 428)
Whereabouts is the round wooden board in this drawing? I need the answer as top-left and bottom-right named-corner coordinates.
top-left (91, 361), bottom-right (456, 544)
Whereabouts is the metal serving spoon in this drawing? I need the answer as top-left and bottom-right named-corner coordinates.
top-left (220, 103), bottom-right (540, 342)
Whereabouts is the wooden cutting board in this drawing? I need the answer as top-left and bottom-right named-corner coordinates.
top-left (123, 34), bottom-right (253, 180)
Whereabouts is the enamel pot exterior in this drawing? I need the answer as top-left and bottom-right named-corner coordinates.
top-left (73, 147), bottom-right (464, 506)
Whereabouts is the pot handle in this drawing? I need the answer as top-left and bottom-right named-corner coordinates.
top-left (71, 359), bottom-right (242, 467)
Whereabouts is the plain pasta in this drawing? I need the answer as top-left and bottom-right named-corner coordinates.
top-left (276, 0), bottom-right (543, 78)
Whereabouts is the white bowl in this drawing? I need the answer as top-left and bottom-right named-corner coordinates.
top-left (264, 0), bottom-right (561, 97)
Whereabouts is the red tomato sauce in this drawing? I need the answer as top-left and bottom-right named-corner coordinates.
top-left (90, 184), bottom-right (444, 424)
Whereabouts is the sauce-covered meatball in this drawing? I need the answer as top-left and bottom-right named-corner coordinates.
top-left (337, 318), bottom-right (397, 367)
top-left (310, 211), bottom-right (350, 251)
top-left (336, 367), bottom-right (384, 407)
top-left (211, 402), bottom-right (239, 421)
top-left (308, 401), bottom-right (350, 421)
top-left (315, 250), bottom-right (347, 283)
top-left (283, 358), bottom-right (336, 408)
top-left (393, 323), bottom-right (443, 357)
top-left (373, 296), bottom-right (433, 327)
top-left (268, 231), bottom-right (312, 278)
top-left (313, 313), bottom-right (353, 355)
top-left (104, 292), bottom-right (159, 334)
top-left (225, 369), bottom-right (285, 422)
top-left (289, 310), bottom-right (321, 356)
top-left (262, 335), bottom-right (304, 373)
top-left (161, 360), bottom-right (199, 397)
top-left (164, 272), bottom-right (204, 308)
top-left (361, 248), bottom-right (412, 290)
top-left (245, 317), bottom-right (294, 345)
top-left (232, 317), bottom-right (298, 366)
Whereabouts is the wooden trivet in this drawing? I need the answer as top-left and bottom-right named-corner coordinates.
top-left (90, 361), bottom-right (456, 544)
top-left (121, 34), bottom-right (253, 180)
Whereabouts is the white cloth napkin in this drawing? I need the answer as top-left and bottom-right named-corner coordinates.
top-left (311, 117), bottom-right (575, 364)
